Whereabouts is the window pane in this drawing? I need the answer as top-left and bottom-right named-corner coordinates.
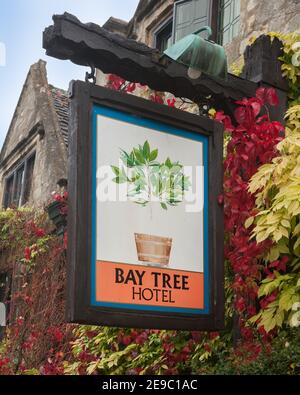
top-left (13, 165), bottom-right (24, 207)
top-left (2, 153), bottom-right (36, 209)
top-left (23, 154), bottom-right (35, 204)
top-left (219, 0), bottom-right (240, 45)
top-left (233, 0), bottom-right (240, 19)
top-left (174, 0), bottom-right (211, 42)
top-left (222, 27), bottom-right (231, 45)
top-left (223, 4), bottom-right (231, 27)
top-left (232, 19), bottom-right (240, 38)
top-left (4, 175), bottom-right (14, 209)
top-left (177, 1), bottom-right (193, 25)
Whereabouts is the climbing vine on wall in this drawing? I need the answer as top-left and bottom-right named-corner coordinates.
top-left (246, 30), bottom-right (300, 332)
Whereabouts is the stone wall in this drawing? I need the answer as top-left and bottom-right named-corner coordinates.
top-left (0, 61), bottom-right (67, 209)
top-left (225, 0), bottom-right (300, 65)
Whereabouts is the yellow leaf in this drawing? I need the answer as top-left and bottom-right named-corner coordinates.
top-left (256, 231), bottom-right (269, 243)
top-left (208, 108), bottom-right (216, 118)
top-left (245, 216), bottom-right (254, 229)
top-left (281, 219), bottom-right (291, 228)
top-left (274, 230), bottom-right (283, 242)
top-left (279, 226), bottom-right (289, 238)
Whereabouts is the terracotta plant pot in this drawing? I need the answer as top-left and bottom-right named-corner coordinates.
top-left (134, 233), bottom-right (172, 266)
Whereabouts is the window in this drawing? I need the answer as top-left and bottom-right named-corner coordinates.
top-left (23, 154), bottom-right (35, 203)
top-left (14, 164), bottom-right (25, 207)
top-left (218, 0), bottom-right (240, 45)
top-left (155, 19), bottom-right (173, 52)
top-left (173, 0), bottom-right (213, 43)
top-left (3, 153), bottom-right (36, 209)
top-left (160, 0), bottom-right (240, 48)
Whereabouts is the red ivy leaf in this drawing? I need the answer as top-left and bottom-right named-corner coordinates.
top-left (167, 98), bottom-right (176, 107)
top-left (266, 88), bottom-right (279, 106)
top-left (249, 98), bottom-right (262, 117)
top-left (218, 194), bottom-right (224, 205)
top-left (234, 106), bottom-right (248, 125)
top-left (256, 87), bottom-right (279, 106)
top-left (256, 87), bottom-right (267, 104)
top-left (215, 111), bottom-right (235, 131)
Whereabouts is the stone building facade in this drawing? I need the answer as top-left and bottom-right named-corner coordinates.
top-left (0, 60), bottom-right (69, 209)
top-left (102, 0), bottom-right (300, 66)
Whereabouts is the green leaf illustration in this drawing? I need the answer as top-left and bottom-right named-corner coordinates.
top-left (111, 166), bottom-right (120, 176)
top-left (111, 141), bottom-right (191, 209)
top-left (149, 149), bottom-right (158, 162)
top-left (133, 148), bottom-right (145, 164)
top-left (143, 141), bottom-right (150, 160)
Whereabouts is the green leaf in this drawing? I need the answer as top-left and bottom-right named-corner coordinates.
top-left (278, 241), bottom-right (290, 254)
top-left (294, 236), bottom-right (300, 251)
top-left (149, 149), bottom-right (158, 162)
top-left (267, 247), bottom-right (280, 262)
top-left (293, 222), bottom-right (300, 236)
top-left (134, 148), bottom-right (145, 164)
top-left (143, 141), bottom-right (150, 160)
top-left (120, 149), bottom-right (135, 167)
top-left (113, 176), bottom-right (127, 184)
top-left (248, 312), bottom-right (262, 324)
top-left (160, 202), bottom-right (168, 210)
top-left (111, 166), bottom-right (120, 176)
top-left (279, 287), bottom-right (297, 311)
top-left (165, 157), bottom-right (172, 168)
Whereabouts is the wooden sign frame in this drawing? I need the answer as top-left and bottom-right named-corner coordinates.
top-left (67, 80), bottom-right (224, 330)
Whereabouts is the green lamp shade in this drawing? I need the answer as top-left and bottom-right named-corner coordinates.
top-left (164, 26), bottom-right (228, 80)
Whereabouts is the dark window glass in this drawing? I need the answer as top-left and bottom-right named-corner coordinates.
top-left (3, 175), bottom-right (14, 209)
top-left (3, 153), bottom-right (35, 209)
top-left (156, 20), bottom-right (173, 52)
top-left (13, 164), bottom-right (24, 207)
top-left (23, 154), bottom-right (35, 204)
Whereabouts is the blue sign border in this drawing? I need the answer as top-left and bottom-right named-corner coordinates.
top-left (91, 104), bottom-right (210, 315)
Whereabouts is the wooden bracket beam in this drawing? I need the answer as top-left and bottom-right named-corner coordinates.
top-left (43, 13), bottom-right (258, 111)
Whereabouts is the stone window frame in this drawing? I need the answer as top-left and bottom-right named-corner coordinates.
top-left (2, 151), bottom-right (36, 209)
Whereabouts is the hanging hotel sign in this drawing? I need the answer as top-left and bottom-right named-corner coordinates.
top-left (67, 81), bottom-right (224, 330)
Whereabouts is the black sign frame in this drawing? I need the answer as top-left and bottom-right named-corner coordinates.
top-left (67, 80), bottom-right (224, 330)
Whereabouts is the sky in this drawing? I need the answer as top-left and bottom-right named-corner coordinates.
top-left (0, 0), bottom-right (140, 149)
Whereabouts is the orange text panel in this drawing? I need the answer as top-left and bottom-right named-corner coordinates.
top-left (96, 261), bottom-right (204, 309)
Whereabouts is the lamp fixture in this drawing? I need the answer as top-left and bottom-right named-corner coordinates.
top-left (164, 26), bottom-right (228, 80)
